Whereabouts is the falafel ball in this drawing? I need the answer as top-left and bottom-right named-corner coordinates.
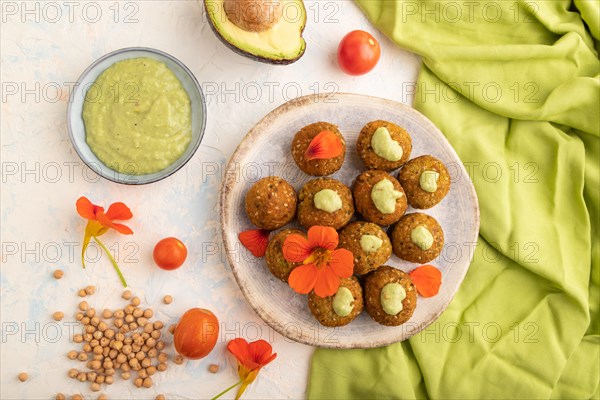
top-left (353, 170), bottom-right (407, 226)
top-left (266, 229), bottom-right (305, 282)
top-left (357, 120), bottom-right (412, 171)
top-left (244, 176), bottom-right (297, 230)
top-left (364, 266), bottom-right (417, 326)
top-left (398, 155), bottom-right (451, 209)
top-left (308, 276), bottom-right (364, 327)
top-left (338, 221), bottom-right (392, 275)
top-left (297, 177), bottom-right (354, 229)
top-left (291, 122), bottom-right (346, 176)
top-left (390, 212), bottom-right (444, 263)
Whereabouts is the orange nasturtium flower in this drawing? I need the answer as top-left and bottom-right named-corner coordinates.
top-left (304, 130), bottom-right (344, 160)
top-left (76, 196), bottom-right (133, 287)
top-left (212, 338), bottom-right (277, 400)
top-left (283, 226), bottom-right (353, 298)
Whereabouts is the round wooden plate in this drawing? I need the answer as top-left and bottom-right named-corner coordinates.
top-left (220, 93), bottom-right (479, 348)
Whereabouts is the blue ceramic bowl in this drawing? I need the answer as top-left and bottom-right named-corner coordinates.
top-left (67, 47), bottom-right (206, 185)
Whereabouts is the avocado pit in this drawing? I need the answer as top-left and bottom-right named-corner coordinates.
top-left (224, 0), bottom-right (282, 32)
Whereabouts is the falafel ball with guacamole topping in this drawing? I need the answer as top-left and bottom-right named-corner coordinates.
top-left (398, 155), bottom-right (451, 209)
top-left (308, 276), bottom-right (364, 327)
top-left (357, 120), bottom-right (412, 171)
top-left (338, 221), bottom-right (392, 275)
top-left (364, 266), bottom-right (417, 326)
top-left (353, 170), bottom-right (407, 226)
top-left (265, 228), bottom-right (305, 282)
top-left (390, 212), bottom-right (444, 263)
top-left (297, 177), bottom-right (354, 230)
top-left (244, 176), bottom-right (297, 230)
top-left (291, 122), bottom-right (346, 176)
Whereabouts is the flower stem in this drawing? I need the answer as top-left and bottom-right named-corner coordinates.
top-left (211, 380), bottom-right (242, 400)
top-left (94, 236), bottom-right (128, 287)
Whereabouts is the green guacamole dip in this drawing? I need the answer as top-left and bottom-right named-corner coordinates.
top-left (83, 58), bottom-right (192, 175)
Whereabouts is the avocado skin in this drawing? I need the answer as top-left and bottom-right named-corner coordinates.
top-left (203, 0), bottom-right (306, 65)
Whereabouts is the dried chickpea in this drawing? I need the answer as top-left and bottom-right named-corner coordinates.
top-left (77, 372), bottom-right (87, 382)
top-left (157, 363), bottom-right (167, 372)
top-left (133, 308), bottom-right (143, 318)
top-left (78, 289), bottom-right (87, 297)
top-left (93, 331), bottom-right (103, 340)
top-left (102, 347), bottom-right (109, 357)
top-left (92, 354), bottom-right (103, 361)
top-left (75, 312), bottom-right (84, 321)
top-left (156, 395), bottom-right (166, 400)
top-left (209, 364), bottom-right (219, 373)
top-left (155, 341), bottom-right (165, 351)
top-left (134, 377), bottom-right (143, 388)
top-left (137, 317), bottom-right (148, 327)
top-left (124, 305), bottom-right (134, 315)
top-left (67, 350), bottom-right (78, 360)
top-left (68, 368), bottom-right (78, 378)
top-left (77, 352), bottom-right (88, 362)
top-left (147, 348), bottom-right (158, 358)
top-left (53, 269), bottom-right (64, 279)
top-left (122, 290), bottom-right (132, 300)
top-left (81, 317), bottom-right (91, 326)
top-left (93, 346), bottom-right (103, 355)
top-left (124, 314), bottom-right (134, 324)
top-left (116, 353), bottom-right (127, 364)
top-left (113, 319), bottom-right (123, 328)
top-left (143, 324), bottom-right (153, 334)
top-left (90, 360), bottom-right (101, 370)
top-left (121, 371), bottom-right (131, 380)
top-left (53, 311), bottom-right (64, 321)
top-left (141, 358), bottom-right (151, 368)
top-left (146, 337), bottom-right (156, 348)
top-left (55, 393), bottom-right (66, 400)
top-left (142, 377), bottom-right (152, 388)
top-left (163, 295), bottom-right (172, 304)
top-left (135, 351), bottom-right (146, 361)
top-left (138, 369), bottom-right (148, 379)
top-left (89, 339), bottom-right (99, 348)
top-left (151, 330), bottom-right (161, 340)
top-left (95, 375), bottom-right (105, 384)
top-left (83, 343), bottom-right (92, 353)
top-left (121, 363), bottom-right (131, 372)
top-left (85, 285), bottom-right (95, 295)
top-left (90, 316), bottom-right (100, 326)
top-left (86, 372), bottom-right (97, 382)
top-left (158, 353), bottom-right (168, 363)
top-left (147, 366), bottom-right (157, 376)
top-left (174, 355), bottom-right (184, 365)
top-left (18, 372), bottom-right (28, 382)
top-left (168, 325), bottom-right (176, 334)
top-left (113, 310), bottom-right (125, 319)
top-left (79, 301), bottom-right (89, 311)
top-left (129, 323), bottom-right (138, 331)
top-left (71, 395), bottom-right (83, 400)
top-left (98, 395), bottom-right (108, 400)
top-left (143, 309), bottom-right (153, 318)
top-left (104, 329), bottom-right (115, 339)
top-left (105, 375), bottom-right (114, 385)
top-left (131, 297), bottom-right (141, 306)
top-left (85, 326), bottom-right (95, 334)
top-left (101, 309), bottom-right (113, 319)
top-left (97, 321), bottom-right (108, 331)
top-left (86, 309), bottom-right (96, 318)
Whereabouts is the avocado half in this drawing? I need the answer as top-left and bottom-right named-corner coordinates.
top-left (204, 0), bottom-right (306, 65)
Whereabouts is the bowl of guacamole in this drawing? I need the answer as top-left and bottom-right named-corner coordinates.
top-left (68, 47), bottom-right (206, 184)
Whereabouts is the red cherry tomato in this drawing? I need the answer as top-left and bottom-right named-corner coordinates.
top-left (337, 30), bottom-right (381, 76)
top-left (174, 308), bottom-right (219, 360)
top-left (153, 237), bottom-right (187, 270)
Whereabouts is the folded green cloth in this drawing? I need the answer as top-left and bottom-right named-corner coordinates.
top-left (309, 1), bottom-right (599, 398)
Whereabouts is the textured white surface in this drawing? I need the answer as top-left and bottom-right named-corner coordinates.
top-left (0, 1), bottom-right (419, 399)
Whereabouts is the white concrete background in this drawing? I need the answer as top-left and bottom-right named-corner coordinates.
top-left (0, 1), bottom-right (419, 399)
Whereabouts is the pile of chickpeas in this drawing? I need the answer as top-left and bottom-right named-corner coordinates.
top-left (61, 286), bottom-right (175, 399)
